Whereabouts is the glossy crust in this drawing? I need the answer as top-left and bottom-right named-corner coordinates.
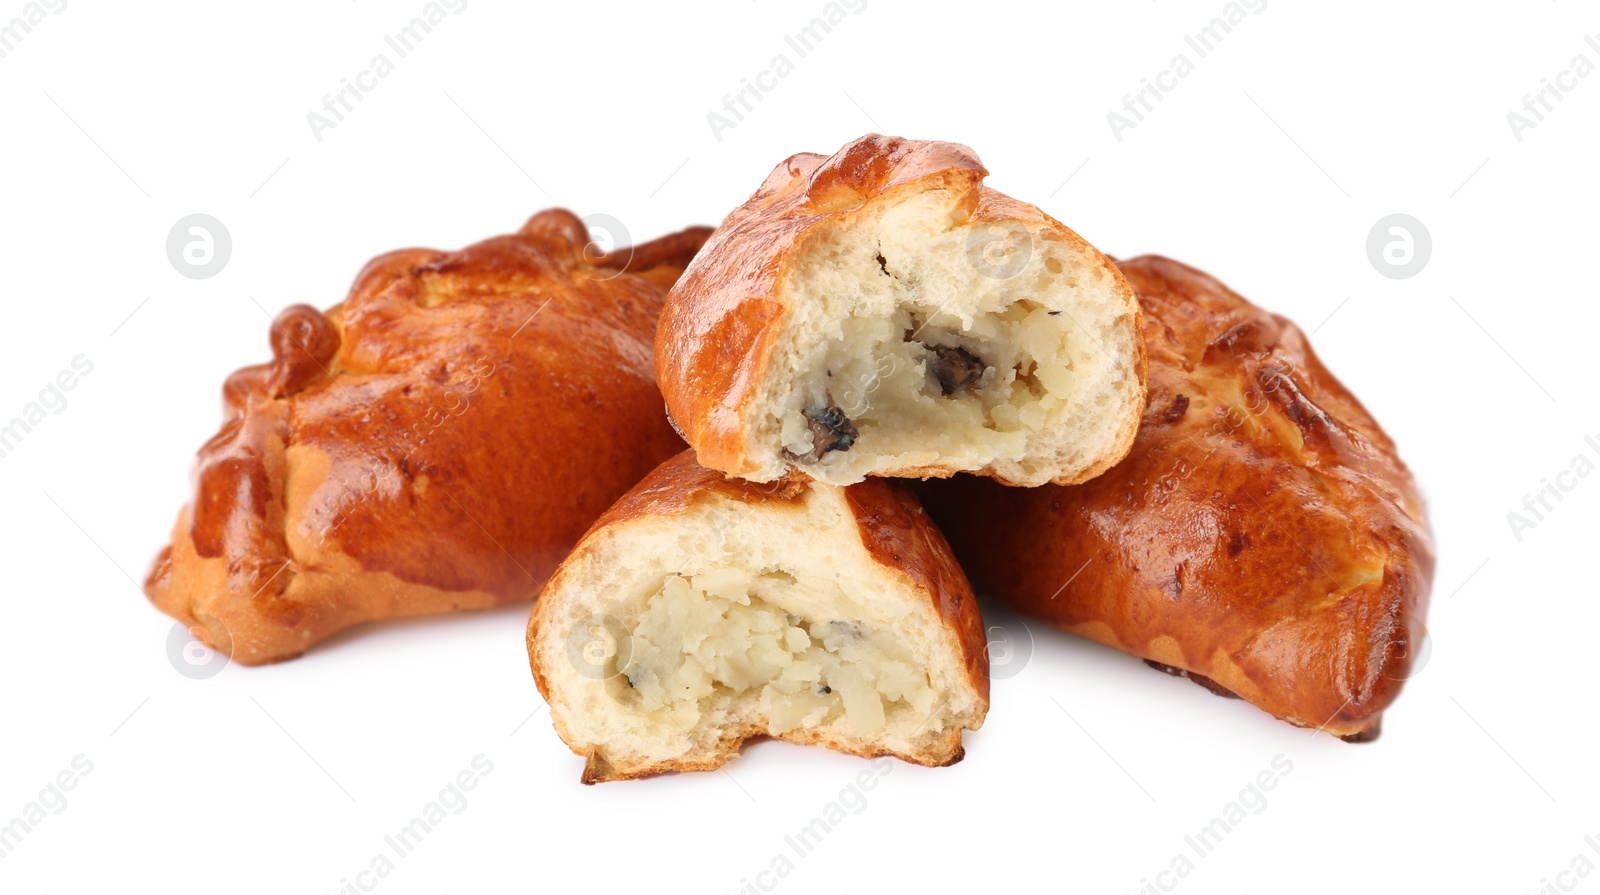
top-left (145, 210), bottom-right (712, 665)
top-left (528, 451), bottom-right (990, 782)
top-left (924, 256), bottom-right (1434, 740)
top-left (656, 133), bottom-right (1145, 485)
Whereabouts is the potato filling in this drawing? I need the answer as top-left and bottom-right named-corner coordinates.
top-left (752, 182), bottom-right (1143, 486)
top-left (779, 300), bottom-right (1079, 470)
top-left (616, 571), bottom-right (935, 737)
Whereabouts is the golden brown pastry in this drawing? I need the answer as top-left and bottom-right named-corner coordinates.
top-left (528, 451), bottom-right (989, 783)
top-left (145, 210), bottom-right (712, 665)
top-left (656, 134), bottom-right (1147, 488)
top-left (924, 255), bottom-right (1433, 741)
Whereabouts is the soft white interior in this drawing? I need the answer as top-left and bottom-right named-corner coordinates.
top-left (758, 189), bottom-right (1141, 486)
top-left (626, 572), bottom-right (936, 737)
top-left (537, 487), bottom-right (983, 773)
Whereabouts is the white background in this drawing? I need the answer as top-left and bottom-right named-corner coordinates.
top-left (1, 1), bottom-right (1595, 893)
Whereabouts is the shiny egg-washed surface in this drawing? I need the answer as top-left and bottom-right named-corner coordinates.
top-left (925, 255), bottom-right (1434, 739)
top-left (145, 210), bottom-right (711, 665)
